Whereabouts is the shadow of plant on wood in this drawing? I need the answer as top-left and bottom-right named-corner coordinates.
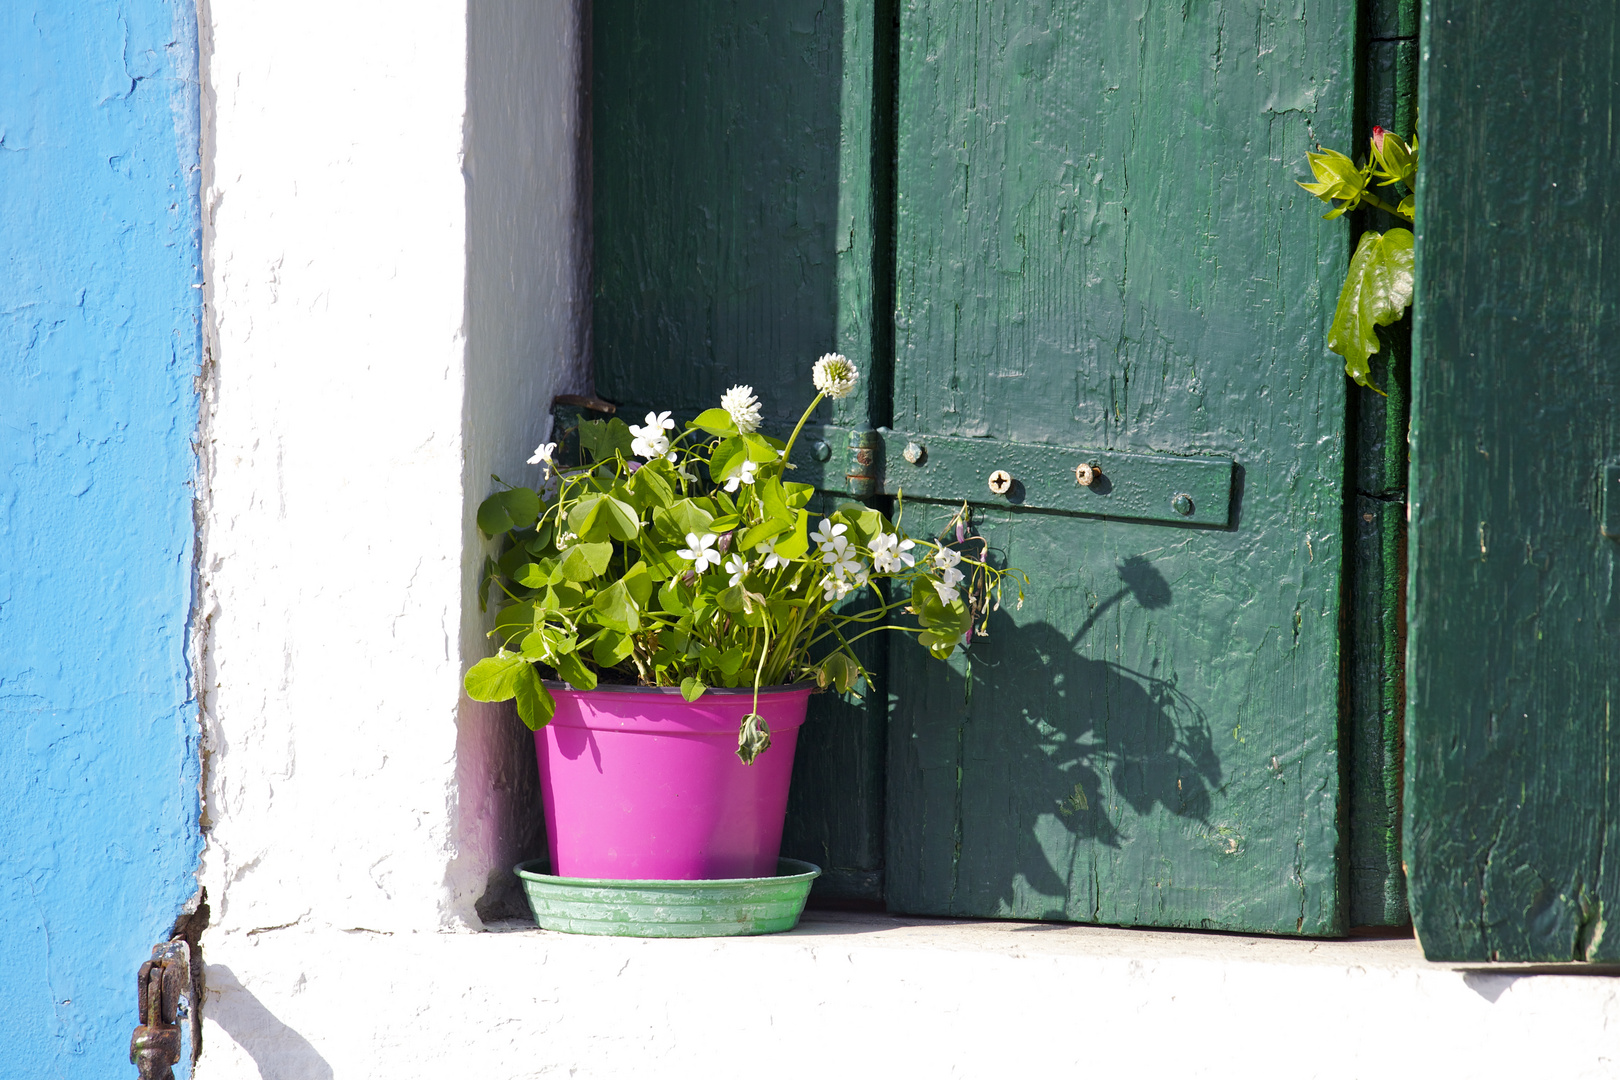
top-left (889, 553), bottom-right (1223, 919)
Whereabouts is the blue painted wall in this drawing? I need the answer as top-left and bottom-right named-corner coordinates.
top-left (0, 2), bottom-right (203, 1075)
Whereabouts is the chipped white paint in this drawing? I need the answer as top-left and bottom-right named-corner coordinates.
top-left (199, 912), bottom-right (1620, 1079)
top-left (194, 0), bottom-right (584, 972)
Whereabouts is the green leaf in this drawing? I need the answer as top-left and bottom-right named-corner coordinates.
top-left (579, 418), bottom-right (635, 464)
top-left (818, 652), bottom-right (861, 694)
top-left (569, 494), bottom-right (640, 543)
top-left (627, 463), bottom-right (674, 510)
top-left (657, 578), bottom-right (692, 615)
top-left (709, 436), bottom-right (748, 486)
top-left (691, 408), bottom-right (738, 438)
top-left (464, 653), bottom-right (528, 701)
top-left (680, 676), bottom-right (707, 702)
top-left (739, 517), bottom-right (791, 552)
top-left (621, 560), bottom-right (654, 607)
top-left (1327, 228), bottom-right (1415, 392)
top-left (476, 487), bottom-right (541, 536)
top-left (544, 583), bottom-right (584, 610)
top-left (783, 482), bottom-right (815, 509)
top-left (494, 601), bottom-right (537, 643)
top-left (516, 561), bottom-right (552, 588)
top-left (773, 510), bottom-right (810, 559)
top-left (591, 630), bottom-right (635, 668)
top-left (654, 501), bottom-right (715, 543)
top-left (1297, 147), bottom-right (1368, 218)
top-left (558, 541), bottom-right (614, 582)
top-left (741, 433), bottom-right (781, 463)
top-left (554, 651), bottom-right (598, 691)
top-left (718, 646), bottom-right (748, 677)
top-left (718, 585), bottom-right (749, 614)
top-left (592, 578), bottom-right (641, 633)
top-left (513, 666), bottom-right (556, 730)
top-left (464, 654), bottom-right (556, 730)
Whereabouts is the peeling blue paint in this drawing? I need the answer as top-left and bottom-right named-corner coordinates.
top-left (0, 2), bottom-right (203, 1075)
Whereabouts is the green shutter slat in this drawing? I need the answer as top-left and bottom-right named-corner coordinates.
top-left (1407, 0), bottom-right (1620, 962)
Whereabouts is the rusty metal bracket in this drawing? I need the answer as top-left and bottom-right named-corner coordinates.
top-left (844, 428), bottom-right (883, 498)
top-left (130, 939), bottom-right (191, 1080)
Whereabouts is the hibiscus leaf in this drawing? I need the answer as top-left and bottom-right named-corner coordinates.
top-left (1326, 227), bottom-right (1414, 393)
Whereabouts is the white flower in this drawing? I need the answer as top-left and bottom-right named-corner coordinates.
top-left (870, 532), bottom-right (916, 573)
top-left (677, 531), bottom-right (722, 572)
top-left (724, 555), bottom-right (749, 586)
top-left (675, 460), bottom-right (697, 483)
top-left (939, 565), bottom-right (965, 588)
top-left (756, 540), bottom-right (787, 571)
top-left (810, 519), bottom-right (847, 552)
top-left (931, 579), bottom-right (961, 604)
top-left (822, 576), bottom-right (853, 602)
top-left (556, 531), bottom-right (578, 550)
top-left (527, 441), bottom-right (557, 477)
top-left (628, 410), bottom-right (675, 460)
top-left (933, 546), bottom-right (963, 571)
top-left (719, 385), bottom-right (763, 434)
top-left (723, 458), bottom-right (759, 493)
top-left (812, 353), bottom-right (859, 400)
top-left (825, 547), bottom-right (863, 581)
top-left (820, 533), bottom-right (852, 563)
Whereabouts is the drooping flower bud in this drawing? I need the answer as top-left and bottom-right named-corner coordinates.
top-left (1371, 126), bottom-right (1387, 153)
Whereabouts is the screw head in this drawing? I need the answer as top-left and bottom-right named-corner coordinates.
top-left (902, 441), bottom-right (926, 465)
top-left (1074, 462), bottom-right (1098, 487)
top-left (810, 439), bottom-right (832, 462)
top-left (1171, 492), bottom-right (1194, 516)
top-left (988, 469), bottom-right (1013, 495)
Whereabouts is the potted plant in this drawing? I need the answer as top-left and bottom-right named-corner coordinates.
top-left (465, 354), bottom-right (1023, 887)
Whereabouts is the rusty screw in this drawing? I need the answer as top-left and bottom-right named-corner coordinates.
top-left (1171, 492), bottom-right (1194, 516)
top-left (988, 470), bottom-right (1013, 496)
top-left (1074, 463), bottom-right (1098, 487)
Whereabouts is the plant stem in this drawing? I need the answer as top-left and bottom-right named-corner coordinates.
top-left (780, 391), bottom-right (827, 467)
top-left (1361, 192), bottom-right (1413, 222)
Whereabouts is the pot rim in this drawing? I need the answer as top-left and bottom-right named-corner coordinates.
top-left (541, 680), bottom-right (817, 695)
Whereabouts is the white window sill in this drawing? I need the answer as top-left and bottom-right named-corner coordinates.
top-left (200, 910), bottom-right (1620, 1079)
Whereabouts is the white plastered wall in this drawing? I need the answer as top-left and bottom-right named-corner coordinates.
top-left (195, 0), bottom-right (585, 974)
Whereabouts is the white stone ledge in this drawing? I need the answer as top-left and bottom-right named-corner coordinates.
top-left (198, 911), bottom-right (1620, 1079)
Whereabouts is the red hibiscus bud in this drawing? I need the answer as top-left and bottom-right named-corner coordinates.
top-left (1371, 126), bottom-right (1387, 152)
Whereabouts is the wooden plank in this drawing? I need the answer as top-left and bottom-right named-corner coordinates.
top-left (592, 0), bottom-right (841, 426)
top-left (884, 0), bottom-right (1354, 934)
top-left (1407, 0), bottom-right (1620, 961)
top-left (592, 0), bottom-right (890, 901)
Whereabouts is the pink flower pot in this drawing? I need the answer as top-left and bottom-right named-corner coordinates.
top-left (536, 683), bottom-right (812, 880)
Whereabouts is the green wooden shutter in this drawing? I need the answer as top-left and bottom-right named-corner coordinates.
top-left (594, 0), bottom-right (1370, 932)
top-left (1407, 0), bottom-right (1620, 962)
top-left (881, 0), bottom-right (1353, 934)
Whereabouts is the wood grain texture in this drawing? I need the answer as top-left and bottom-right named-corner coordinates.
top-left (885, 0), bottom-right (1355, 933)
top-left (592, 0), bottom-right (841, 425)
top-left (593, 1), bottom-right (891, 900)
top-left (1408, 0), bottom-right (1620, 961)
